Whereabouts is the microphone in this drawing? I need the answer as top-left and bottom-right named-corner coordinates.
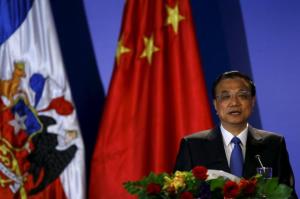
top-left (255, 154), bottom-right (265, 170)
top-left (255, 154), bottom-right (273, 179)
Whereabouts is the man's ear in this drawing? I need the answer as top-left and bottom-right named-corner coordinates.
top-left (213, 99), bottom-right (218, 114)
top-left (251, 96), bottom-right (256, 108)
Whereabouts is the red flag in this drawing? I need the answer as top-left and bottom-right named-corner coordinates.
top-left (89, 0), bottom-right (214, 198)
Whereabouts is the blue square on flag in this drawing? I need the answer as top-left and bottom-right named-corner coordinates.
top-left (11, 97), bottom-right (42, 135)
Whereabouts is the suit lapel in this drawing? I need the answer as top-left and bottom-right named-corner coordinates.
top-left (208, 128), bottom-right (231, 173)
top-left (243, 126), bottom-right (265, 178)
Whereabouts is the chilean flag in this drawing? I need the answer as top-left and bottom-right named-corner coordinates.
top-left (0, 0), bottom-right (85, 198)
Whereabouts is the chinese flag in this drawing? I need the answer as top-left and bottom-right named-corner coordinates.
top-left (89, 0), bottom-right (214, 198)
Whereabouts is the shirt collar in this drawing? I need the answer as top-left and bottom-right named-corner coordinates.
top-left (220, 124), bottom-right (248, 147)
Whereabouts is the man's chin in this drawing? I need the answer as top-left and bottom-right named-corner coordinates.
top-left (223, 120), bottom-right (247, 127)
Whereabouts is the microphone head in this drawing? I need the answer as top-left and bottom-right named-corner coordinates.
top-left (255, 154), bottom-right (264, 168)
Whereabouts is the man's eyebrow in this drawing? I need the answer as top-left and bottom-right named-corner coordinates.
top-left (218, 89), bottom-right (249, 93)
top-left (217, 90), bottom-right (230, 94)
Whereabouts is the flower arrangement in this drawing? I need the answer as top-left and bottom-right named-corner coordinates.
top-left (123, 166), bottom-right (292, 199)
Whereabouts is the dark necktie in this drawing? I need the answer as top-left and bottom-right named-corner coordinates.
top-left (230, 136), bottom-right (243, 177)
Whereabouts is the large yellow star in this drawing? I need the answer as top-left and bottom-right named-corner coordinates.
top-left (140, 34), bottom-right (159, 64)
top-left (116, 38), bottom-right (131, 64)
top-left (166, 4), bottom-right (185, 34)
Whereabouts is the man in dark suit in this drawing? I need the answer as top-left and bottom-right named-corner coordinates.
top-left (174, 71), bottom-right (297, 198)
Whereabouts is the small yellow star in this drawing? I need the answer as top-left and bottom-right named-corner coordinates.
top-left (140, 34), bottom-right (160, 64)
top-left (116, 38), bottom-right (131, 64)
top-left (166, 3), bottom-right (185, 34)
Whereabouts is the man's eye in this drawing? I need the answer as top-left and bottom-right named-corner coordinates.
top-left (237, 92), bottom-right (251, 100)
top-left (220, 94), bottom-right (231, 100)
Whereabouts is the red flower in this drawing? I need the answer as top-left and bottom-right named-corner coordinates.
top-left (223, 180), bottom-right (240, 198)
top-left (192, 166), bottom-right (208, 180)
top-left (239, 178), bottom-right (257, 195)
top-left (180, 191), bottom-right (194, 199)
top-left (146, 183), bottom-right (161, 194)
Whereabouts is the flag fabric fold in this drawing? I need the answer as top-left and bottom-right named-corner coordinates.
top-left (89, 0), bottom-right (214, 198)
top-left (0, 0), bottom-right (85, 198)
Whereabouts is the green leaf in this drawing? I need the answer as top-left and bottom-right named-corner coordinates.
top-left (256, 177), bottom-right (277, 194)
top-left (268, 184), bottom-right (293, 199)
top-left (123, 181), bottom-right (144, 194)
top-left (256, 178), bottom-right (292, 199)
top-left (208, 177), bottom-right (226, 191)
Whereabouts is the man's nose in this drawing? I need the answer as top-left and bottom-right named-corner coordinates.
top-left (229, 94), bottom-right (241, 105)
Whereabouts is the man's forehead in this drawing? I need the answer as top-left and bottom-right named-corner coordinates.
top-left (216, 78), bottom-right (250, 91)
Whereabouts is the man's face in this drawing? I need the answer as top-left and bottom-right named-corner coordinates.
top-left (213, 78), bottom-right (255, 129)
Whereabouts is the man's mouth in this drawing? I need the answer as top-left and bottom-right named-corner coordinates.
top-left (228, 110), bottom-right (241, 115)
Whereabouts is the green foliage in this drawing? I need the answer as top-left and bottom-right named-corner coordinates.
top-left (124, 172), bottom-right (168, 197)
top-left (208, 177), bottom-right (226, 191)
top-left (255, 177), bottom-right (292, 199)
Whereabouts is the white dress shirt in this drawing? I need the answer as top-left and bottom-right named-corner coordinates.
top-left (220, 124), bottom-right (248, 167)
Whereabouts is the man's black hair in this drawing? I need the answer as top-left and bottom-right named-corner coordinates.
top-left (212, 70), bottom-right (256, 99)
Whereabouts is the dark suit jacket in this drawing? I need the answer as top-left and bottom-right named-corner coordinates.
top-left (174, 125), bottom-right (297, 198)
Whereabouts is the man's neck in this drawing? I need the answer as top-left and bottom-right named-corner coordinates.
top-left (221, 123), bottom-right (248, 136)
